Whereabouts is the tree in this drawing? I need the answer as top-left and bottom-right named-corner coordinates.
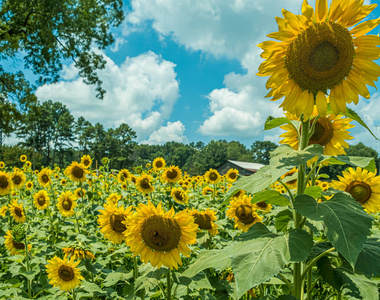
top-left (251, 141), bottom-right (278, 165)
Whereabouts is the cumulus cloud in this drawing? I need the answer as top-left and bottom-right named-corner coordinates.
top-left (143, 121), bottom-right (188, 144)
top-left (36, 51), bottom-right (181, 141)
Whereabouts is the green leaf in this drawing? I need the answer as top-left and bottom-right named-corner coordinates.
top-left (324, 156), bottom-right (376, 172)
top-left (316, 256), bottom-right (341, 290)
top-left (355, 238), bottom-right (380, 277)
top-left (103, 270), bottom-right (133, 287)
top-left (235, 223), bottom-right (277, 241)
top-left (275, 210), bottom-right (293, 232)
top-left (270, 144), bottom-right (323, 168)
top-left (294, 193), bottom-right (373, 267)
top-left (277, 296), bottom-right (299, 300)
top-left (304, 186), bottom-right (322, 200)
top-left (345, 108), bottom-right (379, 141)
top-left (264, 117), bottom-right (296, 131)
top-left (288, 229), bottom-right (313, 262)
top-left (251, 190), bottom-right (289, 206)
top-left (338, 268), bottom-right (379, 300)
top-left (81, 280), bottom-right (106, 296)
top-left (19, 265), bottom-right (40, 281)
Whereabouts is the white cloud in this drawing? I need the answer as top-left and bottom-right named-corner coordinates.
top-left (36, 51), bottom-right (180, 141)
top-left (143, 121), bottom-right (188, 144)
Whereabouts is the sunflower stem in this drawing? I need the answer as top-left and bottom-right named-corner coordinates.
top-left (133, 256), bottom-right (138, 279)
top-left (166, 270), bottom-right (172, 300)
top-left (24, 228), bottom-right (32, 299)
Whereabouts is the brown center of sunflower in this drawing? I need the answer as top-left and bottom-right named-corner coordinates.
top-left (110, 214), bottom-right (126, 233)
top-left (77, 190), bottom-right (84, 197)
top-left (285, 21), bottom-right (354, 93)
top-left (0, 175), bottom-right (9, 189)
top-left (228, 172), bottom-right (237, 180)
top-left (58, 265), bottom-right (75, 281)
top-left (71, 166), bottom-right (84, 179)
top-left (141, 215), bottom-right (181, 252)
top-left (346, 181), bottom-right (372, 204)
top-left (62, 199), bottom-right (72, 211)
top-left (255, 201), bottom-right (268, 209)
top-left (139, 178), bottom-right (151, 190)
top-left (14, 207), bottom-right (23, 217)
top-left (166, 169), bottom-right (178, 180)
top-left (308, 117), bottom-right (334, 146)
top-left (83, 159), bottom-right (90, 167)
top-left (41, 174), bottom-right (49, 184)
top-left (12, 175), bottom-right (22, 185)
top-left (209, 172), bottom-right (218, 181)
top-left (38, 197), bottom-right (46, 206)
top-left (155, 161), bottom-right (163, 168)
top-left (193, 213), bottom-right (212, 230)
top-left (27, 183), bottom-right (32, 188)
top-left (12, 240), bottom-right (25, 250)
top-left (173, 190), bottom-right (183, 201)
top-left (235, 205), bottom-right (255, 225)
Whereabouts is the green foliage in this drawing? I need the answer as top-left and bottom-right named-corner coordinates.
top-left (251, 140), bottom-right (278, 165)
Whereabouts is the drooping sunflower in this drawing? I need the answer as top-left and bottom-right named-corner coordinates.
top-left (74, 188), bottom-right (86, 199)
top-left (20, 155), bottom-right (27, 162)
top-left (280, 110), bottom-right (354, 156)
top-left (257, 0), bottom-right (380, 119)
top-left (226, 169), bottom-right (239, 183)
top-left (136, 174), bottom-right (155, 194)
top-left (332, 167), bottom-right (380, 213)
top-left (45, 256), bottom-right (84, 291)
top-left (66, 162), bottom-right (87, 182)
top-left (162, 166), bottom-right (182, 184)
top-left (202, 186), bottom-right (214, 196)
top-left (25, 181), bottom-right (33, 190)
top-left (9, 200), bottom-right (26, 223)
top-left (190, 208), bottom-right (219, 236)
top-left (117, 169), bottom-right (130, 183)
top-left (98, 203), bottom-right (132, 244)
top-left (57, 191), bottom-right (77, 217)
top-left (62, 245), bottom-right (95, 260)
top-left (4, 230), bottom-right (26, 255)
top-left (80, 155), bottom-right (93, 169)
top-left (38, 168), bottom-right (52, 187)
top-left (226, 195), bottom-right (263, 232)
top-left (204, 169), bottom-right (221, 184)
top-left (10, 169), bottom-right (26, 189)
top-left (124, 201), bottom-right (198, 270)
top-left (152, 157), bottom-right (166, 171)
top-left (171, 188), bottom-right (189, 205)
top-left (33, 190), bottom-right (50, 210)
top-left (0, 171), bottom-right (12, 196)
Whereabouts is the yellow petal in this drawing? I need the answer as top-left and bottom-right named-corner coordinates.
top-left (350, 18), bottom-right (380, 37)
top-left (315, 0), bottom-right (328, 22)
top-left (329, 0), bottom-right (349, 22)
top-left (354, 58), bottom-right (380, 77)
top-left (301, 0), bottom-right (314, 21)
top-left (316, 91), bottom-right (327, 116)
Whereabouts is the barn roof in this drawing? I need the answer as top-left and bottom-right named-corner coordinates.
top-left (227, 160), bottom-right (265, 171)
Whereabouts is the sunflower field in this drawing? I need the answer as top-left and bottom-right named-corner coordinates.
top-left (2, 0), bottom-right (380, 299)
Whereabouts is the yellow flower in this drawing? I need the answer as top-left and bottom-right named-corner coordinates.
top-left (0, 205), bottom-right (7, 217)
top-left (226, 195), bottom-right (263, 232)
top-left (33, 190), bottom-right (50, 210)
top-left (60, 178), bottom-right (67, 186)
top-left (45, 256), bottom-right (84, 291)
top-left (80, 155), bottom-right (93, 169)
top-left (136, 174), bottom-right (155, 194)
top-left (190, 208), bottom-right (219, 236)
top-left (74, 188), bottom-right (86, 199)
top-left (226, 169), bottom-right (239, 183)
top-left (20, 155), bottom-right (27, 162)
top-left (0, 161), bottom-right (4, 169)
top-left (62, 246), bottom-right (95, 260)
top-left (9, 200), bottom-right (26, 223)
top-left (257, 0), bottom-right (380, 119)
top-left (4, 230), bottom-right (27, 255)
top-left (253, 201), bottom-right (273, 214)
top-left (152, 157), bottom-right (166, 171)
top-left (98, 203), bottom-right (132, 244)
top-left (66, 162), bottom-right (87, 182)
top-left (25, 181), bottom-right (33, 190)
top-left (106, 193), bottom-right (122, 205)
top-left (25, 161), bottom-right (32, 168)
top-left (124, 201), bottom-right (198, 270)
top-left (117, 169), bottom-right (130, 183)
top-left (332, 167), bottom-right (380, 213)
top-left (171, 188), bottom-right (189, 205)
top-left (0, 171), bottom-right (12, 195)
top-left (162, 166), bottom-right (182, 183)
top-left (38, 168), bottom-right (52, 187)
top-left (202, 186), bottom-right (214, 196)
top-left (57, 191), bottom-right (77, 217)
top-left (10, 169), bottom-right (26, 189)
top-left (204, 169), bottom-right (221, 184)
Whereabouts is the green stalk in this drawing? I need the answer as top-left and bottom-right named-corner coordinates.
top-left (25, 234), bottom-right (32, 298)
top-left (133, 257), bottom-right (139, 279)
top-left (167, 271), bottom-right (172, 300)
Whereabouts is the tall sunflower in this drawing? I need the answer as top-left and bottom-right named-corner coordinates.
top-left (124, 201), bottom-right (198, 270)
top-left (20, 155), bottom-right (27, 162)
top-left (80, 155), bottom-right (93, 169)
top-left (117, 169), bottom-right (130, 183)
top-left (162, 166), bottom-right (182, 184)
top-left (204, 169), bottom-right (221, 184)
top-left (332, 167), bottom-right (380, 213)
top-left (171, 188), bottom-right (189, 205)
top-left (136, 174), bottom-right (155, 194)
top-left (45, 256), bottom-right (84, 291)
top-left (33, 190), bottom-right (50, 210)
top-left (57, 191), bottom-right (77, 217)
top-left (66, 162), bottom-right (87, 182)
top-left (38, 168), bottom-right (52, 187)
top-left (152, 157), bottom-right (166, 171)
top-left (226, 169), bottom-right (239, 183)
top-left (0, 171), bottom-right (12, 196)
top-left (257, 0), bottom-right (380, 119)
top-left (190, 208), bottom-right (219, 236)
top-left (98, 203), bottom-right (132, 244)
top-left (9, 200), bottom-right (26, 223)
top-left (226, 195), bottom-right (263, 232)
top-left (280, 110), bottom-right (354, 156)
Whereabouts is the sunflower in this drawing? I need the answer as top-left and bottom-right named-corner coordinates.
top-left (204, 169), bottom-right (221, 184)
top-left (162, 166), bottom-right (182, 183)
top-left (80, 155), bottom-right (93, 169)
top-left (98, 203), bottom-right (132, 244)
top-left (226, 195), bottom-right (263, 232)
top-left (10, 169), bottom-right (26, 189)
top-left (226, 169), bottom-right (239, 183)
top-left (0, 205), bottom-right (7, 217)
top-left (124, 201), bottom-right (198, 270)
top-left (280, 110), bottom-right (354, 156)
top-left (4, 230), bottom-right (27, 255)
top-left (66, 162), bottom-right (87, 182)
top-left (9, 199), bottom-right (26, 223)
top-left (25, 161), bottom-right (32, 168)
top-left (130, 174), bottom-right (137, 184)
top-left (257, 0), bottom-right (380, 119)
top-left (74, 188), bottom-right (86, 199)
top-left (117, 169), bottom-right (130, 183)
top-left (33, 190), bottom-right (50, 210)
top-left (25, 181), bottom-right (33, 190)
top-left (332, 167), bottom-right (380, 213)
top-left (146, 163), bottom-right (151, 169)
top-left (57, 191), bottom-right (77, 217)
top-left (38, 168), bottom-right (52, 187)
top-left (60, 178), bottom-right (67, 186)
top-left (253, 201), bottom-right (273, 214)
top-left (136, 174), bottom-right (155, 194)
top-left (45, 256), bottom-right (84, 291)
top-left (20, 155), bottom-right (27, 162)
top-left (171, 188), bottom-right (189, 205)
top-left (202, 186), bottom-right (214, 196)
top-left (0, 161), bottom-right (4, 169)
top-left (190, 208), bottom-right (219, 236)
top-left (152, 157), bottom-right (166, 171)
top-left (54, 174), bottom-right (59, 179)
top-left (0, 171), bottom-right (12, 196)
top-left (106, 193), bottom-right (122, 205)
top-left (62, 246), bottom-right (95, 260)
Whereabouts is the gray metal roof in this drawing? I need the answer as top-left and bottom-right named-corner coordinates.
top-left (227, 160), bottom-right (265, 170)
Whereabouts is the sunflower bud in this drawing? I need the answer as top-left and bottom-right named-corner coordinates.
top-left (12, 224), bottom-right (26, 242)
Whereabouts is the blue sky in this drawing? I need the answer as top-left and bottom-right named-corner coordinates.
top-left (26, 0), bottom-right (380, 150)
